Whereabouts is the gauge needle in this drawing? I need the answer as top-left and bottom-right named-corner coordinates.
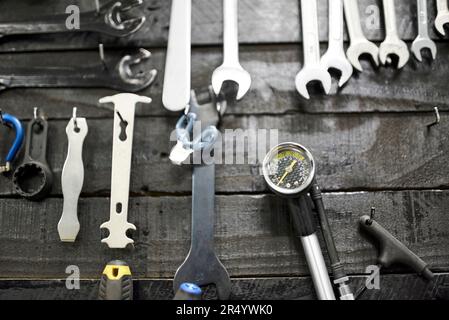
top-left (277, 160), bottom-right (297, 186)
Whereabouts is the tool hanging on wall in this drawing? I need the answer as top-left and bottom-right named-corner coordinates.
top-left (320, 0), bottom-right (353, 87)
top-left (435, 0), bottom-right (449, 36)
top-left (379, 0), bottom-right (410, 68)
top-left (262, 142), bottom-right (336, 300)
top-left (13, 108), bottom-right (53, 201)
top-left (412, 0), bottom-right (437, 61)
top-left (58, 108), bottom-right (88, 243)
top-left (296, 0), bottom-right (331, 99)
top-left (0, 110), bottom-right (24, 174)
top-left (343, 0), bottom-right (379, 72)
top-left (171, 88), bottom-right (231, 300)
top-left (356, 209), bottom-right (434, 298)
top-left (211, 0), bottom-right (251, 100)
top-left (100, 93), bottom-right (152, 249)
top-left (98, 260), bottom-right (133, 300)
top-left (0, 48), bottom-right (157, 93)
top-left (162, 0), bottom-right (191, 112)
top-left (0, 0), bottom-right (146, 38)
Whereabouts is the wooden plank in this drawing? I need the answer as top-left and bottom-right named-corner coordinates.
top-left (1, 112), bottom-right (448, 195)
top-left (0, 273), bottom-right (447, 300)
top-left (0, 0), bottom-right (446, 52)
top-left (0, 191), bottom-right (447, 278)
top-left (0, 44), bottom-right (448, 118)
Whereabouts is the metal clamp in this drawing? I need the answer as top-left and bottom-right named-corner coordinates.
top-left (0, 110), bottom-right (24, 173)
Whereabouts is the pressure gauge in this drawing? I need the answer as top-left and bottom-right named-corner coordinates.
top-left (262, 142), bottom-right (316, 196)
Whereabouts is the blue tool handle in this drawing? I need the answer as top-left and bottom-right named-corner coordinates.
top-left (3, 113), bottom-right (24, 162)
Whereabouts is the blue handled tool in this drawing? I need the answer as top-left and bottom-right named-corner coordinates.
top-left (0, 111), bottom-right (24, 173)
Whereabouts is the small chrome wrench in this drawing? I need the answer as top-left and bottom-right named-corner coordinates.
top-left (100, 93), bottom-right (152, 249)
top-left (162, 0), bottom-right (191, 112)
top-left (412, 0), bottom-right (437, 61)
top-left (435, 0), bottom-right (449, 36)
top-left (379, 0), bottom-right (410, 68)
top-left (344, 0), bottom-right (379, 71)
top-left (211, 0), bottom-right (251, 100)
top-left (295, 0), bottom-right (331, 99)
top-left (58, 108), bottom-right (88, 242)
top-left (321, 0), bottom-right (353, 86)
top-left (0, 0), bottom-right (145, 38)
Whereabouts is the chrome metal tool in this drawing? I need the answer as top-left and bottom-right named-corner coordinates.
top-left (100, 93), bottom-right (152, 249)
top-left (435, 0), bottom-right (449, 36)
top-left (412, 0), bottom-right (437, 61)
top-left (58, 108), bottom-right (88, 242)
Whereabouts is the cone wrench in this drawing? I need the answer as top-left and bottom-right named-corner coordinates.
top-left (412, 0), bottom-right (437, 61)
top-left (435, 0), bottom-right (449, 36)
top-left (343, 0), bottom-right (379, 71)
top-left (296, 0), bottom-right (331, 99)
top-left (379, 0), bottom-right (410, 68)
top-left (321, 0), bottom-right (353, 86)
top-left (211, 0), bottom-right (251, 100)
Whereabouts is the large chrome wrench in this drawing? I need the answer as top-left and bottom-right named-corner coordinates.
top-left (435, 0), bottom-right (449, 36)
top-left (379, 0), bottom-right (410, 68)
top-left (344, 0), bottom-right (379, 71)
top-left (321, 0), bottom-right (353, 86)
top-left (295, 0), bottom-right (331, 99)
top-left (100, 93), bottom-right (152, 249)
top-left (211, 0), bottom-right (251, 100)
top-left (162, 0), bottom-right (191, 112)
top-left (412, 0), bottom-right (437, 61)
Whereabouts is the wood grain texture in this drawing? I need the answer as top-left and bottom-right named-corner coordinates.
top-left (0, 191), bottom-right (447, 278)
top-left (0, 0), bottom-right (446, 52)
top-left (0, 273), bottom-right (448, 300)
top-left (1, 113), bottom-right (447, 196)
top-left (0, 44), bottom-right (447, 119)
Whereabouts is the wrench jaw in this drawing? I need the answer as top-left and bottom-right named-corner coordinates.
top-left (435, 12), bottom-right (449, 36)
top-left (173, 253), bottom-right (231, 300)
top-left (101, 0), bottom-right (146, 37)
top-left (100, 221), bottom-right (136, 249)
top-left (346, 41), bottom-right (380, 72)
top-left (320, 51), bottom-right (353, 87)
top-left (379, 39), bottom-right (410, 69)
top-left (411, 37), bottom-right (437, 62)
top-left (295, 67), bottom-right (332, 100)
top-left (211, 65), bottom-right (252, 100)
top-left (117, 49), bottom-right (158, 92)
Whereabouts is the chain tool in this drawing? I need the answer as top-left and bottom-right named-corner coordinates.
top-left (0, 110), bottom-right (24, 174)
top-left (100, 93), bottom-right (152, 249)
top-left (58, 108), bottom-right (88, 242)
top-left (13, 108), bottom-right (53, 201)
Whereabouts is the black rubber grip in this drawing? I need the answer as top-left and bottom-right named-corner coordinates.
top-left (288, 195), bottom-right (317, 237)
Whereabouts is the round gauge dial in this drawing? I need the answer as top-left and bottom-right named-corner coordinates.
top-left (262, 142), bottom-right (315, 196)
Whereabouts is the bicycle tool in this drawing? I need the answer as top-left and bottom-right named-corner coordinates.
top-left (0, 110), bottom-right (24, 174)
top-left (98, 260), bottom-right (133, 300)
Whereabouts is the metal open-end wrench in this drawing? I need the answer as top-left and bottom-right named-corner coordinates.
top-left (379, 0), bottom-right (410, 68)
top-left (321, 0), bottom-right (353, 87)
top-left (412, 0), bottom-right (437, 61)
top-left (0, 49), bottom-right (156, 92)
top-left (211, 0), bottom-right (251, 100)
top-left (435, 0), bottom-right (449, 36)
top-left (296, 0), bottom-right (331, 99)
top-left (0, 0), bottom-right (145, 38)
top-left (162, 0), bottom-right (191, 112)
top-left (344, 0), bottom-right (379, 72)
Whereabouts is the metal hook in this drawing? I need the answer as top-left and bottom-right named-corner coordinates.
top-left (95, 0), bottom-right (101, 14)
top-left (99, 43), bottom-right (107, 70)
top-left (427, 107), bottom-right (440, 128)
top-left (365, 207), bottom-right (375, 225)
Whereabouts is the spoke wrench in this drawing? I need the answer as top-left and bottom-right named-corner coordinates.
top-left (0, 0), bottom-right (145, 38)
top-left (0, 111), bottom-right (24, 173)
top-left (0, 48), bottom-right (157, 93)
top-left (13, 109), bottom-right (53, 201)
top-left (172, 89), bottom-right (231, 300)
top-left (100, 93), bottom-right (152, 249)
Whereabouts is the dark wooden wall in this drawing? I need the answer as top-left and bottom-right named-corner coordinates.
top-left (0, 0), bottom-right (448, 300)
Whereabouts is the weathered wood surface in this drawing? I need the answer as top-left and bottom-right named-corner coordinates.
top-left (0, 273), bottom-right (448, 300)
top-left (0, 113), bottom-right (447, 196)
top-left (0, 0), bottom-right (447, 52)
top-left (0, 191), bottom-right (447, 278)
top-left (0, 44), bottom-right (447, 118)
